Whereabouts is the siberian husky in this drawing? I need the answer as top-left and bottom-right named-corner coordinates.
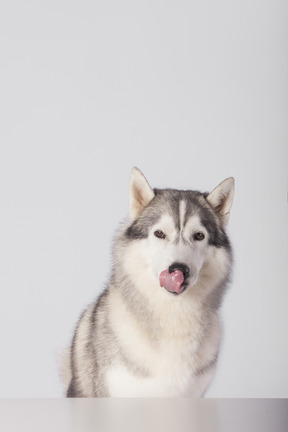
top-left (63, 168), bottom-right (234, 397)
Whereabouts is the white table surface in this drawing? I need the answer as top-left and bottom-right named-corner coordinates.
top-left (0, 399), bottom-right (287, 432)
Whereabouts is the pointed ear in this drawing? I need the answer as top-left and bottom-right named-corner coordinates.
top-left (206, 177), bottom-right (235, 226)
top-left (129, 167), bottom-right (155, 219)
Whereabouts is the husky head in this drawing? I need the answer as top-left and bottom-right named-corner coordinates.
top-left (118, 168), bottom-right (234, 300)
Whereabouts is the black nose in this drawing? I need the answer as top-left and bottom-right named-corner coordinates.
top-left (168, 263), bottom-right (190, 280)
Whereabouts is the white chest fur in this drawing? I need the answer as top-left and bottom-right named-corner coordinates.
top-left (106, 289), bottom-right (221, 397)
top-left (106, 362), bottom-right (214, 397)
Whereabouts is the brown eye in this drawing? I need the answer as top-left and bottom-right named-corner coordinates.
top-left (154, 230), bottom-right (166, 239)
top-left (194, 232), bottom-right (205, 241)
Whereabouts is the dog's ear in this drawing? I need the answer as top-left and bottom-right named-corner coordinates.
top-left (130, 167), bottom-right (155, 219)
top-left (206, 177), bottom-right (235, 226)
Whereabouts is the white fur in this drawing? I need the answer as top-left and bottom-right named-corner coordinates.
top-left (63, 169), bottom-right (234, 398)
top-left (107, 287), bottom-right (221, 397)
top-left (106, 221), bottom-right (229, 397)
top-left (207, 177), bottom-right (235, 225)
top-left (179, 199), bottom-right (186, 231)
top-left (141, 213), bottom-right (210, 287)
top-left (130, 167), bottom-right (155, 219)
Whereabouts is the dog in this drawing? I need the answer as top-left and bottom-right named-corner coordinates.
top-left (63, 167), bottom-right (234, 397)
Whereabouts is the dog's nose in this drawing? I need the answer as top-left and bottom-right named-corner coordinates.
top-left (168, 263), bottom-right (190, 280)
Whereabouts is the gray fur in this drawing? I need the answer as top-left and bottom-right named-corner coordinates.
top-left (64, 169), bottom-right (234, 397)
top-left (126, 188), bottom-right (230, 249)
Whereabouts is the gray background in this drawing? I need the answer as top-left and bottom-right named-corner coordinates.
top-left (0, 0), bottom-right (287, 397)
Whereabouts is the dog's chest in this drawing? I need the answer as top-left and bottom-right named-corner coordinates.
top-left (106, 360), bottom-right (214, 397)
top-left (106, 291), bottom-right (218, 397)
top-left (105, 330), bottom-right (215, 397)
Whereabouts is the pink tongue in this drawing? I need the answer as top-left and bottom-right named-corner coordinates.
top-left (159, 269), bottom-right (185, 294)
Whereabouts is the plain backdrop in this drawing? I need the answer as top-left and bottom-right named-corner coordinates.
top-left (0, 0), bottom-right (287, 398)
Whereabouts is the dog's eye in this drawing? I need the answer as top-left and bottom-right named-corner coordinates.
top-left (194, 232), bottom-right (205, 241)
top-left (154, 230), bottom-right (166, 239)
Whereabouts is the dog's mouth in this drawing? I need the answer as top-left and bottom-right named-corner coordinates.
top-left (159, 269), bottom-right (187, 295)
